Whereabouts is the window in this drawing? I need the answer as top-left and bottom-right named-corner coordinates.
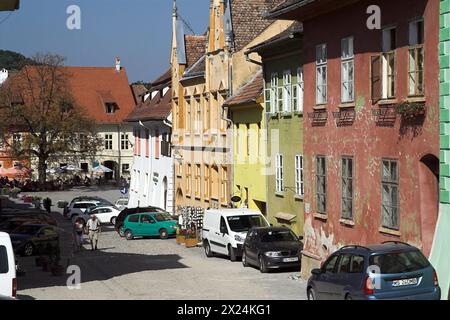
top-left (265, 73), bottom-right (278, 114)
top-left (316, 156), bottom-right (327, 214)
top-left (276, 154), bottom-right (283, 193)
top-left (204, 96), bottom-right (210, 131)
top-left (409, 19), bottom-right (425, 96)
top-left (323, 255), bottom-right (338, 273)
top-left (381, 27), bottom-right (396, 99)
top-left (283, 70), bottom-right (292, 113)
top-left (79, 133), bottom-right (88, 151)
top-left (81, 163), bottom-right (88, 173)
top-left (381, 159), bottom-right (399, 229)
top-left (174, 100), bottom-right (179, 130)
top-left (121, 133), bottom-right (129, 150)
top-left (128, 215), bottom-right (139, 223)
top-left (350, 255), bottom-right (365, 273)
top-left (370, 251), bottom-right (430, 274)
top-left (0, 246), bottom-right (8, 274)
top-left (341, 157), bottom-right (354, 220)
top-left (293, 67), bottom-right (304, 112)
top-left (186, 164), bottom-right (192, 196)
top-left (186, 98), bottom-right (191, 132)
top-left (105, 103), bottom-right (116, 114)
top-left (341, 37), bottom-right (355, 103)
top-left (211, 165), bottom-right (219, 200)
top-left (337, 254), bottom-right (352, 273)
top-left (195, 164), bottom-right (201, 198)
top-left (295, 155), bottom-right (304, 197)
top-left (195, 98), bottom-right (202, 133)
top-left (221, 166), bottom-right (228, 204)
top-left (316, 44), bottom-right (327, 105)
top-left (246, 124), bottom-right (251, 157)
top-left (204, 165), bottom-right (210, 199)
top-left (104, 134), bottom-right (113, 150)
top-left (122, 163), bottom-right (130, 174)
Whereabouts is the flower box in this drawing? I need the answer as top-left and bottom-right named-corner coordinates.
top-left (185, 237), bottom-right (199, 248)
top-left (176, 235), bottom-right (185, 245)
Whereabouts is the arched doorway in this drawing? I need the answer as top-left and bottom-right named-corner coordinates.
top-left (163, 177), bottom-right (168, 211)
top-left (103, 161), bottom-right (117, 180)
top-left (419, 154), bottom-right (439, 257)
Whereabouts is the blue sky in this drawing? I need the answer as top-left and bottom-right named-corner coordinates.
top-left (0, 0), bottom-right (210, 82)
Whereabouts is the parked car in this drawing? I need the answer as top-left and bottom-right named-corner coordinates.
top-left (9, 224), bottom-right (59, 257)
top-left (115, 206), bottom-right (168, 236)
top-left (63, 196), bottom-right (112, 217)
top-left (0, 232), bottom-right (16, 299)
top-left (306, 242), bottom-right (441, 300)
top-left (66, 201), bottom-right (101, 220)
top-left (121, 212), bottom-right (177, 240)
top-left (242, 226), bottom-right (303, 273)
top-left (202, 208), bottom-right (270, 261)
top-left (79, 205), bottom-right (121, 225)
top-left (115, 198), bottom-right (129, 211)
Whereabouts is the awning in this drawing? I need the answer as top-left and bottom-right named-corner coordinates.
top-left (275, 212), bottom-right (297, 222)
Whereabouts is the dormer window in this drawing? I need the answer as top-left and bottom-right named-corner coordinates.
top-left (105, 103), bottom-right (116, 114)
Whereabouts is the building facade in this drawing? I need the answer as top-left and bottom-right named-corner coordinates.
top-left (126, 71), bottom-right (174, 212)
top-left (248, 23), bottom-right (305, 235)
top-left (268, 0), bottom-right (440, 277)
top-left (431, 0), bottom-right (450, 300)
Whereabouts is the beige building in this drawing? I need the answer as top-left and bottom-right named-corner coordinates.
top-left (171, 0), bottom-right (292, 211)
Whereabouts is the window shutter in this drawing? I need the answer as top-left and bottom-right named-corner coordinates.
top-left (264, 88), bottom-right (272, 114)
top-left (155, 129), bottom-right (160, 159)
top-left (371, 55), bottom-right (381, 103)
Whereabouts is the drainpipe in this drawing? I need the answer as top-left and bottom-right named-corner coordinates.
top-left (117, 123), bottom-right (122, 182)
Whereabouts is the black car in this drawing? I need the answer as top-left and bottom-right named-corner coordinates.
top-left (242, 227), bottom-right (303, 273)
top-left (9, 224), bottom-right (59, 257)
top-left (115, 206), bottom-right (168, 236)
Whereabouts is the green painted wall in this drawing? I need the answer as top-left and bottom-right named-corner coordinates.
top-left (232, 104), bottom-right (267, 213)
top-left (264, 54), bottom-right (304, 236)
top-left (431, 0), bottom-right (450, 300)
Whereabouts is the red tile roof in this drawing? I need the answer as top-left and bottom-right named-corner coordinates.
top-left (185, 35), bottom-right (207, 68)
top-left (131, 84), bottom-right (147, 103)
top-left (224, 71), bottom-right (263, 107)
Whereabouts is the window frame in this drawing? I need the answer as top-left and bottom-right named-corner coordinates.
top-left (283, 69), bottom-right (292, 113)
top-left (381, 27), bottom-right (397, 99)
top-left (381, 158), bottom-right (400, 230)
top-left (341, 37), bottom-right (355, 103)
top-left (276, 153), bottom-right (284, 193)
top-left (293, 66), bottom-right (304, 112)
top-left (104, 133), bottom-right (113, 150)
top-left (341, 156), bottom-right (354, 220)
top-left (316, 43), bottom-right (328, 105)
top-left (408, 19), bottom-right (425, 97)
top-left (316, 155), bottom-right (327, 214)
top-left (295, 154), bottom-right (304, 197)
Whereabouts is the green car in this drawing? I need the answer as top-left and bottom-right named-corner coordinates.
top-left (121, 212), bottom-right (177, 240)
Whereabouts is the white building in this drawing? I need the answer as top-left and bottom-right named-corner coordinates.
top-left (126, 70), bottom-right (174, 212)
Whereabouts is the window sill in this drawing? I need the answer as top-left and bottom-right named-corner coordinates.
top-left (339, 218), bottom-right (355, 226)
top-left (314, 213), bottom-right (328, 220)
top-left (313, 105), bottom-right (327, 111)
top-left (293, 110), bottom-right (304, 115)
top-left (406, 96), bottom-right (426, 103)
top-left (338, 102), bottom-right (356, 109)
top-left (275, 191), bottom-right (285, 198)
top-left (379, 227), bottom-right (401, 237)
top-left (281, 112), bottom-right (292, 118)
top-left (294, 194), bottom-right (304, 201)
top-left (378, 99), bottom-right (398, 106)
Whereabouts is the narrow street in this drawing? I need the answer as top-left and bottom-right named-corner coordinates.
top-left (15, 188), bottom-right (307, 300)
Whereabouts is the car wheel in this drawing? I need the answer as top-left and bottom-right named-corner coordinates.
top-left (118, 226), bottom-right (125, 237)
top-left (110, 217), bottom-right (117, 225)
top-left (345, 293), bottom-right (352, 300)
top-left (159, 229), bottom-right (169, 240)
top-left (228, 245), bottom-right (237, 262)
top-left (307, 288), bottom-right (316, 301)
top-left (124, 230), bottom-right (133, 240)
top-left (23, 242), bottom-right (34, 257)
top-left (204, 240), bottom-right (213, 258)
top-left (259, 255), bottom-right (268, 273)
top-left (242, 249), bottom-right (249, 267)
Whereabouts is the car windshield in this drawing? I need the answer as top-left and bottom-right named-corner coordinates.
top-left (153, 213), bottom-right (173, 222)
top-left (13, 225), bottom-right (41, 234)
top-left (369, 250), bottom-right (430, 274)
top-left (227, 215), bottom-right (268, 233)
top-left (261, 230), bottom-right (297, 242)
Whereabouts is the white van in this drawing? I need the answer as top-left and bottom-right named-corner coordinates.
top-left (0, 232), bottom-right (16, 299)
top-left (202, 208), bottom-right (270, 261)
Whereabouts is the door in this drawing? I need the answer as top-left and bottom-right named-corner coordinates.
top-left (314, 254), bottom-right (340, 300)
top-left (210, 216), bottom-right (229, 254)
top-left (0, 243), bottom-right (14, 297)
top-left (139, 214), bottom-right (158, 237)
top-left (244, 230), bottom-right (257, 264)
top-left (333, 253), bottom-right (352, 299)
top-left (125, 214), bottom-right (140, 234)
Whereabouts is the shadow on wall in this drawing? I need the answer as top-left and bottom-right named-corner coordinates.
top-left (17, 252), bottom-right (189, 291)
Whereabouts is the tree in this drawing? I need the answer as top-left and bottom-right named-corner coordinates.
top-left (0, 50), bottom-right (38, 71)
top-left (0, 53), bottom-right (102, 185)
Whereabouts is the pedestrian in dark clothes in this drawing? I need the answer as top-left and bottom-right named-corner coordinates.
top-left (43, 197), bottom-right (52, 214)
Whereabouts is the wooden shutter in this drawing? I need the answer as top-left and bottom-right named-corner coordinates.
top-left (371, 55), bottom-right (381, 103)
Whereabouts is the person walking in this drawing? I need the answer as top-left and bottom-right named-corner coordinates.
top-left (43, 197), bottom-right (52, 214)
top-left (73, 217), bottom-right (85, 252)
top-left (85, 214), bottom-right (101, 251)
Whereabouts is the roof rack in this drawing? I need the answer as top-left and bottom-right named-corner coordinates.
top-left (382, 241), bottom-right (411, 246)
top-left (340, 245), bottom-right (371, 251)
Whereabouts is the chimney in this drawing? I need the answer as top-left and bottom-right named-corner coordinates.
top-left (115, 57), bottom-right (121, 72)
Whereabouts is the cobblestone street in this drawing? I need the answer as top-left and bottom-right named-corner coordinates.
top-left (15, 188), bottom-right (307, 300)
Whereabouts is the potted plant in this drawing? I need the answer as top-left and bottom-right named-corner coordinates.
top-left (184, 227), bottom-right (198, 248)
top-left (176, 228), bottom-right (186, 245)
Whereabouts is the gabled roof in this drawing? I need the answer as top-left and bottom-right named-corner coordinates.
top-left (247, 21), bottom-right (303, 54)
top-left (229, 0), bottom-right (286, 51)
top-left (184, 35), bottom-right (207, 68)
top-left (131, 84), bottom-right (148, 103)
top-left (181, 55), bottom-right (206, 82)
top-left (125, 71), bottom-right (172, 123)
top-left (223, 71), bottom-right (263, 108)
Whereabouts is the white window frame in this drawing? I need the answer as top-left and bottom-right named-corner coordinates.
top-left (283, 70), bottom-right (292, 113)
top-left (295, 155), bottom-right (304, 197)
top-left (341, 37), bottom-right (355, 103)
top-left (316, 44), bottom-right (327, 105)
top-left (408, 19), bottom-right (425, 97)
top-left (293, 67), bottom-right (304, 112)
top-left (381, 27), bottom-right (396, 99)
top-left (104, 134), bottom-right (113, 150)
top-left (121, 133), bottom-right (129, 150)
top-left (276, 153), bottom-right (284, 193)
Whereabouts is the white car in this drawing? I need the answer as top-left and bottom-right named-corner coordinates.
top-left (115, 198), bottom-right (129, 211)
top-left (66, 201), bottom-right (101, 220)
top-left (0, 232), bottom-right (16, 299)
top-left (202, 208), bottom-right (270, 261)
top-left (77, 205), bottom-right (121, 225)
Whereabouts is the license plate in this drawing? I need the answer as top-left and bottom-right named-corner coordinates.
top-left (283, 257), bottom-right (299, 263)
top-left (392, 278), bottom-right (418, 287)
